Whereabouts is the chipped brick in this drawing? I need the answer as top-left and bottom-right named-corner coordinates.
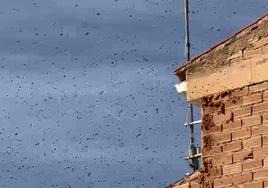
top-left (233, 150), bottom-right (253, 162)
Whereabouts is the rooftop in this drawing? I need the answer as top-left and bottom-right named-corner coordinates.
top-left (175, 13), bottom-right (268, 81)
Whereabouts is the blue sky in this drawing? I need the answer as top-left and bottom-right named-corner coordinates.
top-left (0, 0), bottom-right (267, 188)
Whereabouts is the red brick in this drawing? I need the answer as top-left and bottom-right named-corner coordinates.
top-left (225, 98), bottom-right (242, 110)
top-left (253, 147), bottom-right (268, 160)
top-left (233, 150), bottom-right (253, 162)
top-left (254, 169), bottom-right (268, 180)
top-left (253, 101), bottom-right (268, 114)
top-left (243, 115), bottom-right (261, 127)
top-left (233, 106), bottom-right (252, 118)
top-left (203, 146), bottom-right (222, 157)
top-left (233, 172), bottom-right (253, 185)
top-left (252, 125), bottom-right (268, 136)
top-left (223, 119), bottom-right (242, 132)
top-left (232, 87), bottom-right (250, 96)
top-left (243, 136), bottom-right (262, 149)
top-left (214, 176), bottom-right (232, 188)
top-left (249, 82), bottom-right (268, 93)
top-left (264, 181), bottom-right (268, 188)
top-left (214, 152), bottom-right (233, 165)
top-left (223, 141), bottom-right (242, 152)
top-left (212, 133), bottom-right (232, 143)
top-left (264, 157), bottom-right (268, 167)
top-left (263, 135), bottom-right (268, 147)
top-left (263, 112), bottom-right (268, 124)
top-left (242, 160), bottom-right (263, 171)
top-left (223, 163), bottom-right (242, 175)
top-left (210, 167), bottom-right (223, 178)
top-left (203, 125), bottom-right (222, 135)
top-left (263, 90), bottom-right (268, 101)
top-left (243, 92), bottom-right (263, 106)
top-left (232, 128), bottom-right (251, 140)
top-left (243, 181), bottom-right (263, 188)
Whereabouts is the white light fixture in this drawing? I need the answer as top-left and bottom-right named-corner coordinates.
top-left (175, 81), bottom-right (187, 94)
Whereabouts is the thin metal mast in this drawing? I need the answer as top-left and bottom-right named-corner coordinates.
top-left (184, 0), bottom-right (194, 149)
top-left (184, 0), bottom-right (200, 171)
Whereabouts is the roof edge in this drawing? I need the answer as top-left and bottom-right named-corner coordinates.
top-left (174, 12), bottom-right (268, 79)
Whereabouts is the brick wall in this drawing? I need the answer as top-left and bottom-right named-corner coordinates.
top-left (170, 81), bottom-right (268, 188)
top-left (200, 81), bottom-right (268, 188)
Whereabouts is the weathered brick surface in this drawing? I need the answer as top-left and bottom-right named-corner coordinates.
top-left (252, 125), bottom-right (268, 136)
top-left (171, 81), bottom-right (268, 188)
top-left (254, 169), bottom-right (268, 179)
top-left (233, 150), bottom-right (253, 162)
top-left (263, 157), bottom-right (268, 167)
top-left (263, 90), bottom-right (268, 101)
top-left (243, 47), bottom-right (263, 59)
top-left (190, 182), bottom-right (201, 188)
top-left (253, 147), bottom-right (268, 160)
top-left (263, 136), bottom-right (268, 147)
top-left (223, 141), bottom-right (242, 152)
top-left (264, 181), bottom-right (268, 188)
top-left (263, 112), bottom-right (268, 124)
top-left (214, 176), bottom-right (232, 188)
top-left (249, 82), bottom-right (268, 93)
top-left (243, 136), bottom-right (262, 149)
top-left (242, 160), bottom-right (263, 171)
top-left (232, 129), bottom-right (251, 140)
top-left (233, 172), bottom-right (253, 185)
top-left (243, 92), bottom-right (263, 106)
top-left (200, 82), bottom-right (268, 188)
top-left (223, 163), bottom-right (242, 175)
top-left (253, 101), bottom-right (268, 114)
top-left (169, 19), bottom-right (268, 188)
top-left (243, 181), bottom-right (263, 188)
top-left (203, 145), bottom-right (222, 157)
top-left (214, 111), bottom-right (233, 126)
top-left (222, 119), bottom-right (241, 132)
top-left (214, 152), bottom-right (233, 165)
top-left (233, 106), bottom-right (252, 118)
top-left (242, 115), bottom-right (261, 127)
top-left (212, 133), bottom-right (232, 144)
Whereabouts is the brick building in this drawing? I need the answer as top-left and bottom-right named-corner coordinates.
top-left (169, 13), bottom-right (268, 188)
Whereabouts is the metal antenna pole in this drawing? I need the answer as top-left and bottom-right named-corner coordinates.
top-left (184, 0), bottom-right (191, 62)
top-left (184, 0), bottom-right (194, 148)
top-left (183, 0), bottom-right (200, 171)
